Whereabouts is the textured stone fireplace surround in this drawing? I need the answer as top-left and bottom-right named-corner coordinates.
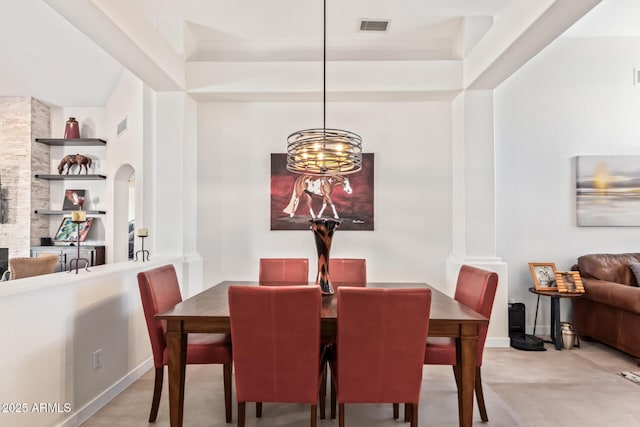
top-left (0, 97), bottom-right (50, 258)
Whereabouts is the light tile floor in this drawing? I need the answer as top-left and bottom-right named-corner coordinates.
top-left (82, 340), bottom-right (640, 426)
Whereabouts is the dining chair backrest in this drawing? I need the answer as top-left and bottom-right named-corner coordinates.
top-left (258, 257), bottom-right (308, 285)
top-left (8, 254), bottom-right (58, 280)
top-left (337, 287), bottom-right (431, 404)
top-left (454, 265), bottom-right (498, 365)
top-left (329, 258), bottom-right (366, 287)
top-left (137, 264), bottom-right (183, 368)
top-left (229, 285), bottom-right (322, 404)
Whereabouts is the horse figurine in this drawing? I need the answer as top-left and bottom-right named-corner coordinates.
top-left (283, 175), bottom-right (352, 219)
top-left (58, 154), bottom-right (92, 175)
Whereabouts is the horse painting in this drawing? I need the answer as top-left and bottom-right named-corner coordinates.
top-left (283, 175), bottom-right (352, 219)
top-left (58, 154), bottom-right (92, 175)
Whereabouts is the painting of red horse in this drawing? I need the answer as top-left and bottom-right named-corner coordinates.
top-left (270, 153), bottom-right (374, 230)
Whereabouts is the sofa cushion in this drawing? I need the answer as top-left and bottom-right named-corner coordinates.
top-left (577, 253), bottom-right (640, 286)
top-left (582, 278), bottom-right (640, 314)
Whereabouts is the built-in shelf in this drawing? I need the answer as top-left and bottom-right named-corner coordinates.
top-left (35, 174), bottom-right (106, 180)
top-left (35, 138), bottom-right (107, 146)
top-left (34, 210), bottom-right (106, 215)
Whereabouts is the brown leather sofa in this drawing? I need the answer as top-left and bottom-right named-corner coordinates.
top-left (573, 253), bottom-right (640, 361)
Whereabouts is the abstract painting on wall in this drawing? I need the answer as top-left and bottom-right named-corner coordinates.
top-left (576, 155), bottom-right (640, 226)
top-left (270, 153), bottom-right (374, 231)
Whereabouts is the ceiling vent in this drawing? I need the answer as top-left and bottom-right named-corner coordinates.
top-left (359, 19), bottom-right (390, 32)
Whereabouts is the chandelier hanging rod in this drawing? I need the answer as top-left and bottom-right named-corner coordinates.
top-left (286, 0), bottom-right (363, 176)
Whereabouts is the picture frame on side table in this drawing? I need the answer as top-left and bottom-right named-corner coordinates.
top-left (529, 262), bottom-right (558, 291)
top-left (555, 271), bottom-right (585, 293)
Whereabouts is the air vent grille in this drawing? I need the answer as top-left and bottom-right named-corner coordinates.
top-left (359, 20), bottom-right (389, 32)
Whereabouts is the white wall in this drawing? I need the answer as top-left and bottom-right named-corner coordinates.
top-left (495, 36), bottom-right (640, 331)
top-left (105, 71), bottom-right (145, 263)
top-left (197, 101), bottom-right (453, 287)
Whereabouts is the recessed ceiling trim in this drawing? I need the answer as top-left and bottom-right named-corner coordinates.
top-left (359, 19), bottom-right (390, 32)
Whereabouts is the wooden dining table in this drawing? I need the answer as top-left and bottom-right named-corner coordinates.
top-left (156, 281), bottom-right (488, 427)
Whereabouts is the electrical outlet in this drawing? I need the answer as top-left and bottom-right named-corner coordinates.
top-left (92, 348), bottom-right (103, 370)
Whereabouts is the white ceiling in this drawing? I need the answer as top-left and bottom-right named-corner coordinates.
top-left (131, 0), bottom-right (513, 62)
top-left (1, 0), bottom-right (639, 107)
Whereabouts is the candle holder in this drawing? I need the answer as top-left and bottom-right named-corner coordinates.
top-left (135, 232), bottom-right (150, 262)
top-left (68, 219), bottom-right (90, 274)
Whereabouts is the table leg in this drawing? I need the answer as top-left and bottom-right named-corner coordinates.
top-left (570, 299), bottom-right (580, 348)
top-left (166, 320), bottom-right (187, 427)
top-left (550, 296), bottom-right (562, 350)
top-left (457, 323), bottom-right (478, 427)
top-left (533, 295), bottom-right (541, 336)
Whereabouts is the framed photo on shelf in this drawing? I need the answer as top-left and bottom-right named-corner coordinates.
top-left (54, 217), bottom-right (94, 242)
top-left (555, 271), bottom-right (585, 293)
top-left (529, 262), bottom-right (558, 291)
top-left (62, 189), bottom-right (86, 210)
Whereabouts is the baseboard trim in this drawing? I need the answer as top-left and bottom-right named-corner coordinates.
top-left (57, 358), bottom-right (153, 427)
top-left (487, 337), bottom-right (510, 348)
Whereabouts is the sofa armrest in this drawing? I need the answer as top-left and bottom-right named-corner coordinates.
top-left (582, 278), bottom-right (640, 314)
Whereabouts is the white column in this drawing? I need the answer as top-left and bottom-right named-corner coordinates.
top-left (448, 90), bottom-right (509, 347)
top-left (149, 92), bottom-right (203, 296)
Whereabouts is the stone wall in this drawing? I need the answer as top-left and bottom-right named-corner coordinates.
top-left (0, 97), bottom-right (50, 257)
top-left (30, 99), bottom-right (50, 247)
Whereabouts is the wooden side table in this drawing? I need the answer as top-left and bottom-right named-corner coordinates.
top-left (528, 287), bottom-right (584, 350)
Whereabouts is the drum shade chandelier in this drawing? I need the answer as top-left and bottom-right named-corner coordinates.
top-left (286, 0), bottom-right (362, 176)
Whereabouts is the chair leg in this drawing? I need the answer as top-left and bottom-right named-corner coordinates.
top-left (237, 402), bottom-right (246, 427)
top-left (338, 403), bottom-right (345, 427)
top-left (393, 403), bottom-right (399, 419)
top-left (256, 402), bottom-right (262, 418)
top-left (404, 402), bottom-right (412, 422)
top-left (320, 362), bottom-right (327, 419)
top-left (452, 364), bottom-right (462, 389)
top-left (475, 367), bottom-right (488, 422)
top-left (223, 363), bottom-right (232, 423)
top-left (410, 403), bottom-right (418, 427)
top-left (453, 365), bottom-right (463, 421)
top-left (331, 375), bottom-right (337, 419)
top-left (311, 404), bottom-right (317, 427)
top-left (149, 367), bottom-right (163, 422)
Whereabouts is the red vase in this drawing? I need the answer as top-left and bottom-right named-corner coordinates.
top-left (64, 117), bottom-right (80, 139)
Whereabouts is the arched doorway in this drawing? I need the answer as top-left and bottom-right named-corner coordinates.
top-left (112, 164), bottom-right (135, 263)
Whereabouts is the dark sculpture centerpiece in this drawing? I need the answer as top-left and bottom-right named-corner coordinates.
top-left (309, 218), bottom-right (340, 295)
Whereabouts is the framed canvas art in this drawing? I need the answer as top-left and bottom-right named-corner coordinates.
top-left (576, 155), bottom-right (640, 226)
top-left (270, 153), bottom-right (374, 230)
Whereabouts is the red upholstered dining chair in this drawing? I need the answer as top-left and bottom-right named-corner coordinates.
top-left (137, 265), bottom-right (233, 423)
top-left (423, 265), bottom-right (498, 423)
top-left (329, 258), bottom-right (366, 287)
top-left (258, 257), bottom-right (309, 285)
top-left (321, 258), bottom-right (366, 419)
top-left (228, 285), bottom-right (325, 427)
top-left (332, 287), bottom-right (432, 427)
